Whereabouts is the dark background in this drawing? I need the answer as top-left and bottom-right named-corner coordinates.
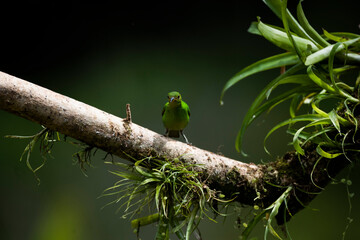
top-left (1, 2), bottom-right (360, 239)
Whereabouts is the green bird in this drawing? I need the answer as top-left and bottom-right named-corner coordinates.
top-left (162, 91), bottom-right (190, 144)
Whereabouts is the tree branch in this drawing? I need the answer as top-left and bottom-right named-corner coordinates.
top-left (0, 71), bottom-right (263, 196)
top-left (0, 71), bottom-right (352, 223)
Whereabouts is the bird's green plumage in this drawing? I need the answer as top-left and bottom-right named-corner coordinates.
top-left (162, 91), bottom-right (190, 141)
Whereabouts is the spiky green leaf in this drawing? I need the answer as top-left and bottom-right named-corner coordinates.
top-left (305, 37), bottom-right (360, 66)
top-left (247, 21), bottom-right (261, 36)
top-left (264, 114), bottom-right (330, 154)
top-left (323, 30), bottom-right (360, 42)
top-left (293, 126), bottom-right (306, 155)
top-left (307, 65), bottom-right (337, 93)
top-left (296, 0), bottom-right (329, 48)
top-left (257, 20), bottom-right (318, 53)
top-left (220, 52), bottom-right (300, 104)
top-left (266, 74), bottom-right (313, 98)
top-left (235, 63), bottom-right (306, 153)
top-left (316, 143), bottom-right (342, 158)
top-left (263, 0), bottom-right (310, 39)
top-left (328, 110), bottom-right (341, 133)
top-left (281, 0), bottom-right (305, 61)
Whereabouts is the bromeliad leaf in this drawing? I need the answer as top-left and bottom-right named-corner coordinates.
top-left (290, 112), bottom-right (343, 156)
top-left (288, 127), bottom-right (333, 146)
top-left (281, 0), bottom-right (306, 62)
top-left (308, 65), bottom-right (359, 103)
top-left (316, 143), bottom-right (343, 159)
top-left (293, 134), bottom-right (305, 156)
top-left (328, 42), bottom-right (344, 92)
top-left (310, 100), bottom-right (328, 117)
top-left (328, 110), bottom-right (341, 133)
top-left (264, 186), bottom-right (293, 240)
top-left (234, 63), bottom-right (307, 153)
top-left (266, 74), bottom-right (313, 98)
top-left (185, 204), bottom-right (200, 240)
top-left (296, 0), bottom-right (329, 48)
top-left (307, 65), bottom-right (337, 94)
top-left (248, 21), bottom-right (261, 36)
top-left (263, 86), bottom-right (312, 114)
top-left (263, 0), bottom-right (310, 39)
top-left (305, 37), bottom-right (360, 66)
top-left (289, 94), bottom-right (305, 118)
top-left (257, 20), bottom-right (318, 53)
top-left (323, 30), bottom-right (360, 42)
top-left (220, 52), bottom-right (300, 104)
top-left (264, 114), bottom-right (330, 154)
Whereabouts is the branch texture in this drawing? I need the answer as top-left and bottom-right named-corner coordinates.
top-left (0, 72), bottom-right (263, 198)
top-left (0, 71), bottom-right (352, 222)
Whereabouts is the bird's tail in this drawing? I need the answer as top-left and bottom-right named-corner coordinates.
top-left (168, 130), bottom-right (180, 138)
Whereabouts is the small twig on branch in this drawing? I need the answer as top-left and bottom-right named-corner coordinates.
top-left (125, 103), bottom-right (132, 122)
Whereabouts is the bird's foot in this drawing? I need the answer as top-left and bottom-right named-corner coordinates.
top-left (180, 131), bottom-right (191, 145)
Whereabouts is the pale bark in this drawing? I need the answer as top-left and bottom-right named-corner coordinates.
top-left (0, 71), bottom-right (263, 198)
top-left (0, 71), bottom-right (351, 223)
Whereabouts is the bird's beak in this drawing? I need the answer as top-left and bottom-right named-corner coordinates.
top-left (169, 97), bottom-right (175, 102)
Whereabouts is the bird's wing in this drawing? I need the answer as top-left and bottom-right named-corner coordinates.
top-left (161, 103), bottom-right (168, 116)
top-left (185, 102), bottom-right (190, 117)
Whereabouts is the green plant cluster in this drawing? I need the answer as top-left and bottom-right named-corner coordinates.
top-left (220, 0), bottom-right (360, 239)
top-left (6, 128), bottom-right (228, 239)
top-left (5, 127), bottom-right (60, 184)
top-left (6, 126), bottom-right (99, 181)
top-left (221, 0), bottom-right (360, 160)
top-left (102, 157), bottom-right (229, 240)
